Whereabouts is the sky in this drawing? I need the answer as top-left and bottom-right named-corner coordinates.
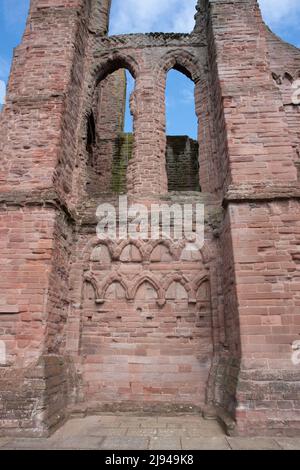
top-left (0, 0), bottom-right (299, 136)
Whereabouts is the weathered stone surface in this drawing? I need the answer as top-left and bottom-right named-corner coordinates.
top-left (0, 0), bottom-right (299, 438)
top-left (227, 437), bottom-right (281, 451)
top-left (1, 414), bottom-right (300, 450)
top-left (181, 436), bottom-right (230, 450)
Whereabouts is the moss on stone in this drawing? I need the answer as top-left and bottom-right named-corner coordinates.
top-left (111, 133), bottom-right (133, 194)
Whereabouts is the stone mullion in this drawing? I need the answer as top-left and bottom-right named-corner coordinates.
top-left (128, 72), bottom-right (168, 196)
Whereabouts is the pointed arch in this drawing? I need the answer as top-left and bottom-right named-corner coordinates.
top-left (163, 273), bottom-right (195, 302)
top-left (147, 239), bottom-right (179, 262)
top-left (192, 273), bottom-right (211, 303)
top-left (162, 272), bottom-right (191, 294)
top-left (81, 237), bottom-right (116, 263)
top-left (93, 52), bottom-right (140, 85)
top-left (180, 243), bottom-right (205, 262)
top-left (100, 272), bottom-right (130, 300)
top-left (155, 49), bottom-right (202, 84)
top-left (82, 275), bottom-right (100, 301)
top-left (90, 244), bottom-right (112, 264)
top-left (114, 239), bottom-right (145, 262)
top-left (130, 273), bottom-right (164, 301)
top-left (193, 273), bottom-right (209, 291)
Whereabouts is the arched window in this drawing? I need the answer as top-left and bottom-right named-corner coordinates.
top-left (165, 69), bottom-right (200, 192)
top-left (85, 66), bottom-right (135, 195)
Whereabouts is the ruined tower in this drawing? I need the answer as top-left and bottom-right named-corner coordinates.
top-left (0, 0), bottom-right (300, 437)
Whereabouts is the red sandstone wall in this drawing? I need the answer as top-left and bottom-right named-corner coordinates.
top-left (0, 207), bottom-right (56, 365)
top-left (207, 0), bottom-right (300, 434)
top-left (230, 201), bottom-right (300, 435)
top-left (0, 0), bottom-right (300, 438)
top-left (67, 224), bottom-right (220, 409)
top-left (266, 31), bottom-right (300, 179)
top-left (207, 0), bottom-right (297, 191)
top-left (0, 0), bottom-right (97, 436)
top-left (0, 1), bottom-right (85, 200)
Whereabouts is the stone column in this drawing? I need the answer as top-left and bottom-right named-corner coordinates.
top-left (127, 69), bottom-right (168, 196)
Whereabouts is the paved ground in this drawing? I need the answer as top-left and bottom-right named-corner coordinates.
top-left (0, 415), bottom-right (299, 450)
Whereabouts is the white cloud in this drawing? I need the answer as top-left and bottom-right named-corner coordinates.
top-left (110, 0), bottom-right (196, 34)
top-left (258, 0), bottom-right (300, 26)
top-left (0, 80), bottom-right (6, 105)
top-left (109, 0), bottom-right (299, 37)
top-left (0, 0), bottom-right (298, 38)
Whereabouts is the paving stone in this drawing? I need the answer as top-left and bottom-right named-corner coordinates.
top-left (126, 428), bottom-right (160, 437)
top-left (1, 438), bottom-right (56, 450)
top-left (149, 437), bottom-right (182, 450)
top-left (158, 417), bottom-right (197, 425)
top-left (0, 439), bottom-right (10, 448)
top-left (53, 416), bottom-right (102, 438)
top-left (156, 428), bottom-right (184, 438)
top-left (181, 437), bottom-right (230, 450)
top-left (227, 438), bottom-right (282, 451)
top-left (116, 417), bottom-right (146, 428)
top-left (139, 418), bottom-right (161, 428)
top-left (97, 416), bottom-right (120, 426)
top-left (101, 437), bottom-right (149, 450)
top-left (275, 438), bottom-right (300, 450)
top-left (1, 415), bottom-right (300, 450)
top-left (55, 437), bottom-right (105, 450)
top-left (89, 426), bottom-right (128, 437)
top-left (184, 425), bottom-right (224, 438)
top-left (167, 420), bottom-right (223, 437)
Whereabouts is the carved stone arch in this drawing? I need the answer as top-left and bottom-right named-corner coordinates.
top-left (193, 273), bottom-right (209, 289)
top-left (114, 239), bottom-right (145, 262)
top-left (93, 52), bottom-right (140, 85)
top-left (82, 275), bottom-right (100, 301)
top-left (163, 273), bottom-right (193, 302)
top-left (193, 273), bottom-right (211, 302)
top-left (146, 239), bottom-right (179, 262)
top-left (81, 237), bottom-right (116, 264)
top-left (163, 273), bottom-right (191, 293)
top-left (155, 48), bottom-right (202, 84)
top-left (177, 241), bottom-right (213, 265)
top-left (78, 51), bottom-right (140, 151)
top-left (100, 272), bottom-right (130, 301)
top-left (130, 273), bottom-right (165, 306)
top-left (180, 243), bottom-right (205, 263)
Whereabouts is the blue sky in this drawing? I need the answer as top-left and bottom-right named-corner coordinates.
top-left (0, 0), bottom-right (299, 137)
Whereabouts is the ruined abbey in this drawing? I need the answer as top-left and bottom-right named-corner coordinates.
top-left (0, 0), bottom-right (300, 438)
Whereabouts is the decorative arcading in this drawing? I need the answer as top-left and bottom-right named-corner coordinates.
top-left (114, 239), bottom-right (145, 260)
top-left (98, 271), bottom-right (130, 300)
top-left (129, 272), bottom-right (164, 301)
top-left (82, 269), bottom-right (210, 307)
top-left (82, 238), bottom-right (210, 265)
